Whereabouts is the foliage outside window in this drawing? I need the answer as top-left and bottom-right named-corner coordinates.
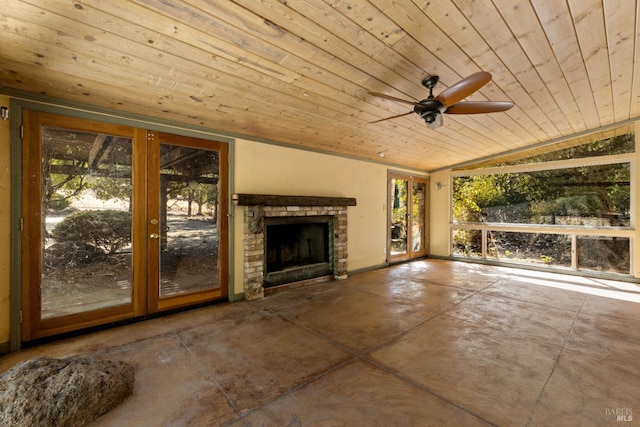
top-left (451, 132), bottom-right (634, 275)
top-left (494, 132), bottom-right (634, 166)
top-left (453, 163), bottom-right (630, 227)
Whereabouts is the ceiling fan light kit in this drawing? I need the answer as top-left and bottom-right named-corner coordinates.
top-left (369, 71), bottom-right (514, 129)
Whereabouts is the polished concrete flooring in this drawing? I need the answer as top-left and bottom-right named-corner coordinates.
top-left (1, 259), bottom-right (639, 426)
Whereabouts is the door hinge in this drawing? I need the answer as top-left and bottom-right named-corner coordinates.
top-left (19, 310), bottom-right (23, 324)
top-left (20, 125), bottom-right (24, 139)
top-left (20, 217), bottom-right (24, 231)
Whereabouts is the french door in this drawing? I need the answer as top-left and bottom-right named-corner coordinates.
top-left (21, 111), bottom-right (228, 341)
top-left (388, 173), bottom-right (429, 263)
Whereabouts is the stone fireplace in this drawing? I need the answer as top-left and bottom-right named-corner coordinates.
top-left (232, 194), bottom-right (356, 300)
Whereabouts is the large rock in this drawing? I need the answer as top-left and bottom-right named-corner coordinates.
top-left (0, 356), bottom-right (134, 426)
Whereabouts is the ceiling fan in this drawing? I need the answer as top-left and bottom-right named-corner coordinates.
top-left (368, 71), bottom-right (514, 129)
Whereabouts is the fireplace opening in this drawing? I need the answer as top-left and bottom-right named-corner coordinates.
top-left (264, 215), bottom-right (333, 287)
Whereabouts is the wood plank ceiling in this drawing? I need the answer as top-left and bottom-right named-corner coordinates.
top-left (1, 0), bottom-right (639, 171)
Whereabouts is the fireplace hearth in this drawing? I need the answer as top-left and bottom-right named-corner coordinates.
top-left (232, 194), bottom-right (356, 300)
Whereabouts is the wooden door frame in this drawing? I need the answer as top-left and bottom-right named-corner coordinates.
top-left (21, 111), bottom-right (142, 341)
top-left (387, 172), bottom-right (430, 264)
top-left (147, 131), bottom-right (229, 313)
top-left (18, 109), bottom-right (230, 342)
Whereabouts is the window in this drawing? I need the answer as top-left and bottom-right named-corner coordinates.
top-left (451, 130), bottom-right (634, 276)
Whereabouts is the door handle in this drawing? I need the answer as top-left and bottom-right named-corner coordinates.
top-left (150, 233), bottom-right (159, 239)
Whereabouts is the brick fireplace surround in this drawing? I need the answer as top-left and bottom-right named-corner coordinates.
top-left (232, 194), bottom-right (357, 300)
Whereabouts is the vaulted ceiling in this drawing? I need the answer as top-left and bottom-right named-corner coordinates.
top-left (1, 1), bottom-right (639, 171)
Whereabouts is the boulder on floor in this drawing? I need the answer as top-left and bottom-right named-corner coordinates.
top-left (0, 355), bottom-right (134, 426)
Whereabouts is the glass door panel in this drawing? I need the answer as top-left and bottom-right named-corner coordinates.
top-left (411, 181), bottom-right (427, 254)
top-left (390, 177), bottom-right (409, 256)
top-left (21, 111), bottom-right (139, 341)
top-left (149, 132), bottom-right (228, 312)
top-left (159, 143), bottom-right (220, 297)
top-left (389, 174), bottom-right (429, 263)
top-left (40, 127), bottom-right (133, 319)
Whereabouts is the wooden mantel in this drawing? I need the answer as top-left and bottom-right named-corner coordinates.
top-left (232, 193), bottom-right (357, 207)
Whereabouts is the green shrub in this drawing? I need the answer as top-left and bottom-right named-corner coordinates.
top-left (43, 241), bottom-right (106, 269)
top-left (52, 210), bottom-right (132, 254)
top-left (48, 193), bottom-right (72, 211)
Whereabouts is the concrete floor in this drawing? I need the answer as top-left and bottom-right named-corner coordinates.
top-left (1, 259), bottom-right (639, 426)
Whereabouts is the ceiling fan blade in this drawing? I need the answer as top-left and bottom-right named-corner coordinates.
top-left (445, 101), bottom-right (514, 114)
top-left (435, 71), bottom-right (492, 107)
top-left (369, 111), bottom-right (414, 123)
top-left (368, 92), bottom-right (417, 106)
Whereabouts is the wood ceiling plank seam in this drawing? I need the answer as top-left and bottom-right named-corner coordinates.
top-left (230, 0), bottom-right (427, 97)
top-left (414, 0), bottom-right (548, 142)
top-left (315, 0), bottom-right (467, 106)
top-left (4, 1), bottom-right (258, 101)
top-left (629, 1), bottom-right (640, 117)
top-left (492, 0), bottom-right (585, 134)
top-left (87, 0), bottom-right (390, 127)
top-left (233, 92), bottom-right (452, 154)
top-left (451, 0), bottom-right (566, 139)
top-left (30, 0), bottom-right (395, 139)
top-left (382, 113), bottom-right (509, 156)
top-left (391, 32), bottom-right (557, 142)
top-left (134, 0), bottom-right (443, 138)
top-left (0, 26), bottom-right (284, 130)
top-left (363, 109), bottom-right (483, 151)
top-left (530, 0), bottom-right (602, 130)
top-left (442, 114), bottom-right (523, 152)
top-left (567, 0), bottom-right (616, 125)
top-left (125, 0), bottom-right (292, 74)
top-left (366, 107), bottom-right (506, 154)
top-left (291, 0), bottom-right (423, 81)
top-left (0, 60), bottom-right (229, 127)
top-left (330, 0), bottom-right (483, 103)
top-left (372, 0), bottom-right (542, 144)
top-left (22, 0), bottom-right (290, 84)
top-left (0, 55), bottom-right (372, 159)
top-left (86, 0), bottom-right (356, 107)
top-left (371, 120), bottom-right (491, 157)
top-left (373, 0), bottom-right (477, 78)
top-left (127, 0), bottom-right (516, 156)
top-left (0, 57), bottom-right (454, 169)
top-left (324, 0), bottom-right (408, 47)
top-left (362, 116), bottom-right (479, 157)
top-left (0, 30), bottom-right (211, 103)
top-left (602, 0), bottom-right (636, 123)
top-left (0, 65), bottom-right (492, 171)
top-left (388, 38), bottom-right (548, 145)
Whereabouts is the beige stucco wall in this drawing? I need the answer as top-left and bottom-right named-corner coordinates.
top-left (428, 169), bottom-right (452, 257)
top-left (232, 139), bottom-right (404, 296)
top-left (0, 95), bottom-right (11, 345)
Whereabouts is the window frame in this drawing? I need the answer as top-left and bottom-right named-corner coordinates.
top-left (449, 138), bottom-right (636, 276)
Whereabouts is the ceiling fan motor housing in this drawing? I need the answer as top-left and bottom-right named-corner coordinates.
top-left (414, 99), bottom-right (445, 124)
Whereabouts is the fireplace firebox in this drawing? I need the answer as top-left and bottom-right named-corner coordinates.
top-left (264, 216), bottom-right (333, 287)
top-left (232, 193), bottom-right (356, 300)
